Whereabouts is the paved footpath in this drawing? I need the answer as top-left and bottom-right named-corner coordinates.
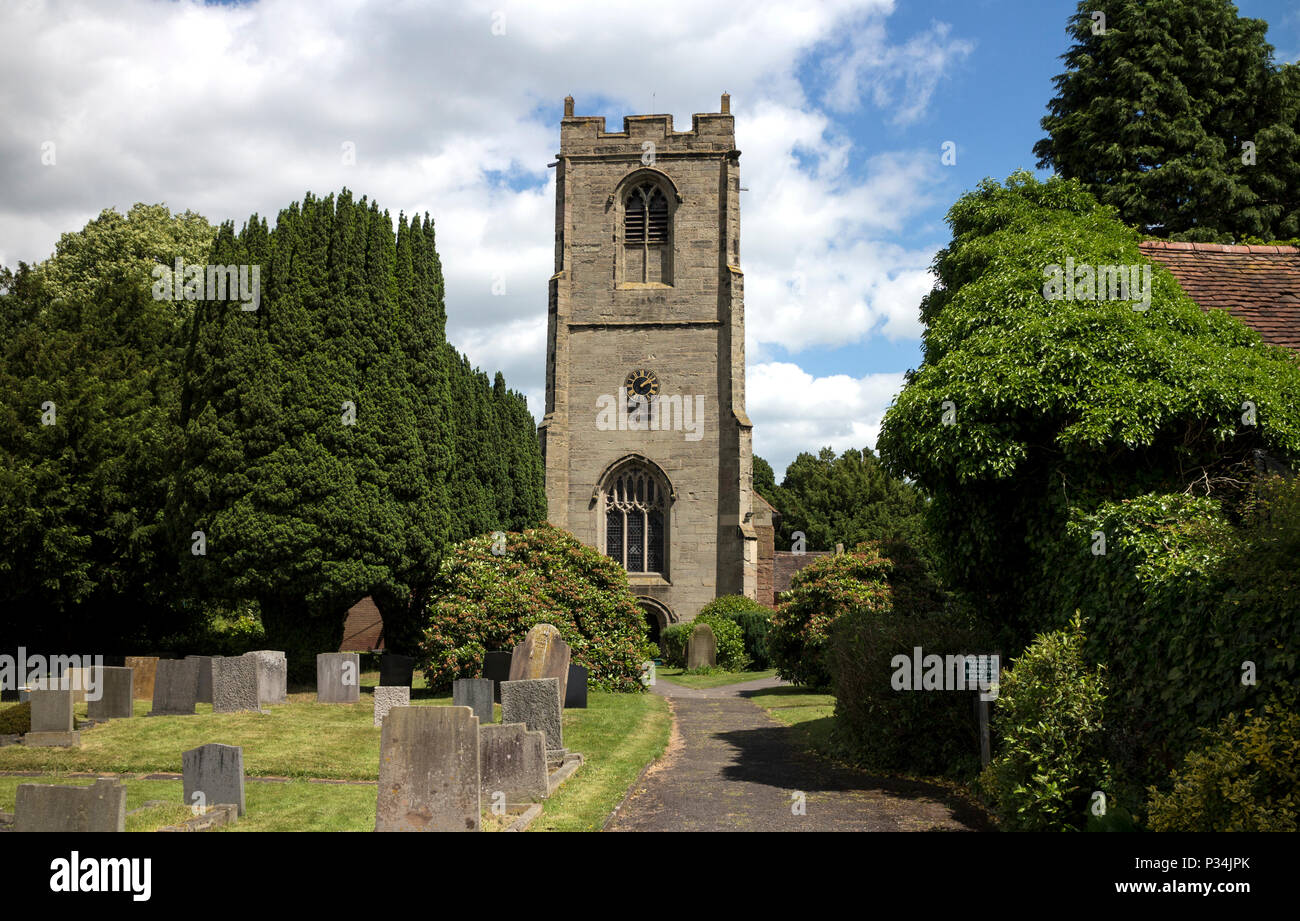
top-left (604, 676), bottom-right (989, 832)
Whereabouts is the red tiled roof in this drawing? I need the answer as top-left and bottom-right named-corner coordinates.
top-left (1139, 240), bottom-right (1300, 350)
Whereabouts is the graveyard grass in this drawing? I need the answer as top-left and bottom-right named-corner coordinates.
top-left (0, 673), bottom-right (671, 832)
top-left (655, 666), bottom-right (777, 689)
top-left (747, 686), bottom-right (838, 756)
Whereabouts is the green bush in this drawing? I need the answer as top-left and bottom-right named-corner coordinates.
top-left (417, 526), bottom-right (649, 692)
top-left (980, 615), bottom-right (1113, 831)
top-left (0, 702), bottom-right (31, 734)
top-left (829, 607), bottom-right (990, 778)
top-left (1146, 691), bottom-right (1300, 832)
top-left (698, 595), bottom-right (773, 668)
top-left (693, 614), bottom-right (749, 671)
top-left (660, 622), bottom-right (693, 668)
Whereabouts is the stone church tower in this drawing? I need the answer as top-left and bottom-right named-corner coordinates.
top-left (539, 94), bottom-right (767, 638)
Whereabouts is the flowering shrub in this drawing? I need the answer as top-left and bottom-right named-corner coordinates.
top-left (416, 526), bottom-right (651, 692)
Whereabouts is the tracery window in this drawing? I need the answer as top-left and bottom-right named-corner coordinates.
top-left (623, 182), bottom-right (671, 284)
top-left (603, 465), bottom-right (667, 573)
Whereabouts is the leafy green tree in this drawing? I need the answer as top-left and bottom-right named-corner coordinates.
top-left (875, 171), bottom-right (1300, 643)
top-left (1035, 0), bottom-right (1300, 241)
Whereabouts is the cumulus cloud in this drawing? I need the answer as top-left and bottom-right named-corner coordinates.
top-left (0, 0), bottom-right (965, 452)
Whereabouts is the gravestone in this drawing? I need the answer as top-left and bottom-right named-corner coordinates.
top-left (375, 706), bottom-right (480, 832)
top-left (245, 651), bottom-right (287, 705)
top-left (373, 686), bottom-right (410, 727)
top-left (564, 664), bottom-right (588, 709)
top-left (150, 658), bottom-right (200, 716)
top-left (27, 688), bottom-right (79, 746)
top-left (86, 666), bottom-right (134, 720)
top-left (379, 654), bottom-right (415, 688)
top-left (482, 651), bottom-right (513, 703)
top-left (186, 655), bottom-right (216, 704)
top-left (687, 623), bottom-right (717, 669)
top-left (453, 678), bottom-right (494, 725)
top-left (182, 743), bottom-right (246, 816)
top-left (212, 655), bottom-right (262, 714)
top-left (640, 661), bottom-right (657, 688)
top-left (317, 653), bottom-right (360, 703)
top-left (479, 723), bottom-right (547, 804)
top-left (14, 778), bottom-right (126, 832)
top-left (500, 677), bottom-right (564, 756)
top-left (508, 624), bottom-right (571, 704)
top-left (124, 656), bottom-right (159, 700)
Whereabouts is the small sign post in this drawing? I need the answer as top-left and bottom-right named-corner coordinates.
top-left (964, 654), bottom-right (1000, 768)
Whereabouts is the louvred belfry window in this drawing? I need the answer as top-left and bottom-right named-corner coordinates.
top-left (623, 182), bottom-right (671, 284)
top-left (603, 466), bottom-right (667, 574)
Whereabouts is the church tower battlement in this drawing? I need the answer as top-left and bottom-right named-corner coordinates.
top-left (540, 94), bottom-right (760, 636)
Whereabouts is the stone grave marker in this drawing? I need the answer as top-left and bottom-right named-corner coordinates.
top-left (375, 706), bottom-right (480, 832)
top-left (186, 655), bottom-right (216, 704)
top-left (317, 652), bottom-right (360, 703)
top-left (482, 651), bottom-right (512, 703)
top-left (500, 677), bottom-right (564, 757)
top-left (245, 651), bottom-right (287, 705)
top-left (86, 666), bottom-right (134, 720)
top-left (479, 723), bottom-right (547, 805)
top-left (212, 655), bottom-right (262, 714)
top-left (15, 778), bottom-right (126, 832)
top-left (453, 678), bottom-right (494, 725)
top-left (373, 686), bottom-right (410, 727)
top-left (508, 623), bottom-right (571, 704)
top-left (125, 656), bottom-right (159, 700)
top-left (182, 743), bottom-right (246, 816)
top-left (27, 688), bottom-right (79, 747)
top-left (687, 623), bottom-right (717, 669)
top-left (150, 658), bottom-right (200, 716)
top-left (379, 654), bottom-right (415, 688)
top-left (564, 664), bottom-right (588, 709)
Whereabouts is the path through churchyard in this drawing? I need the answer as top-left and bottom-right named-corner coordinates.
top-left (604, 677), bottom-right (989, 832)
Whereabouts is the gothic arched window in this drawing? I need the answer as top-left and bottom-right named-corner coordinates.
top-left (603, 464), bottom-right (668, 574)
top-left (622, 181), bottom-right (672, 285)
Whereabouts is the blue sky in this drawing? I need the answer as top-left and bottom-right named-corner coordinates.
top-left (1, 0), bottom-right (1296, 476)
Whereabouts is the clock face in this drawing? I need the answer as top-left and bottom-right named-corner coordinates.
top-left (625, 369), bottom-right (660, 400)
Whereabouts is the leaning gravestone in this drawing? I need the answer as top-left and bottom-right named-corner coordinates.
top-left (373, 686), bottom-right (410, 727)
top-left (186, 655), bottom-right (216, 704)
top-left (508, 624), bottom-right (571, 705)
top-left (245, 651), bottom-right (287, 705)
top-left (27, 689), bottom-right (79, 747)
top-left (150, 659), bottom-right (200, 716)
top-left (687, 623), bottom-right (717, 669)
top-left (317, 653), bottom-right (360, 703)
top-left (375, 706), bottom-right (481, 832)
top-left (86, 666), bottom-right (134, 720)
top-left (500, 677), bottom-right (564, 757)
top-left (15, 778), bottom-right (126, 832)
top-left (212, 656), bottom-right (262, 714)
top-left (482, 651), bottom-right (513, 703)
top-left (479, 723), bottom-right (547, 804)
top-left (125, 656), bottom-right (159, 700)
top-left (453, 678), bottom-right (494, 725)
top-left (183, 743), bottom-right (246, 816)
top-left (564, 664), bottom-right (588, 709)
top-left (379, 654), bottom-right (415, 688)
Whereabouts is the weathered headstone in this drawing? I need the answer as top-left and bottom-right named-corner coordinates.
top-left (14, 778), bottom-right (126, 832)
top-left (182, 743), bottom-right (246, 816)
top-left (500, 677), bottom-right (564, 756)
top-left (564, 664), bottom-right (588, 709)
top-left (150, 658), bottom-right (200, 716)
top-left (482, 651), bottom-right (512, 703)
top-left (479, 723), bottom-right (547, 804)
top-left (379, 654), bottom-right (415, 688)
top-left (27, 688), bottom-right (79, 746)
top-left (375, 706), bottom-right (481, 832)
top-left (317, 652), bottom-right (360, 703)
top-left (125, 656), bottom-right (159, 700)
top-left (687, 623), bottom-right (717, 669)
top-left (245, 651), bottom-right (287, 705)
top-left (186, 655), bottom-right (216, 704)
top-left (453, 678), bottom-right (494, 725)
top-left (86, 666), bottom-right (134, 720)
top-left (212, 655), bottom-right (262, 714)
top-left (373, 686), bottom-right (410, 727)
top-left (508, 624), bottom-right (571, 704)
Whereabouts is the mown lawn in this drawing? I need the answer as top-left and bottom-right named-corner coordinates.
top-left (745, 685), bottom-right (838, 755)
top-left (655, 667), bottom-right (777, 689)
